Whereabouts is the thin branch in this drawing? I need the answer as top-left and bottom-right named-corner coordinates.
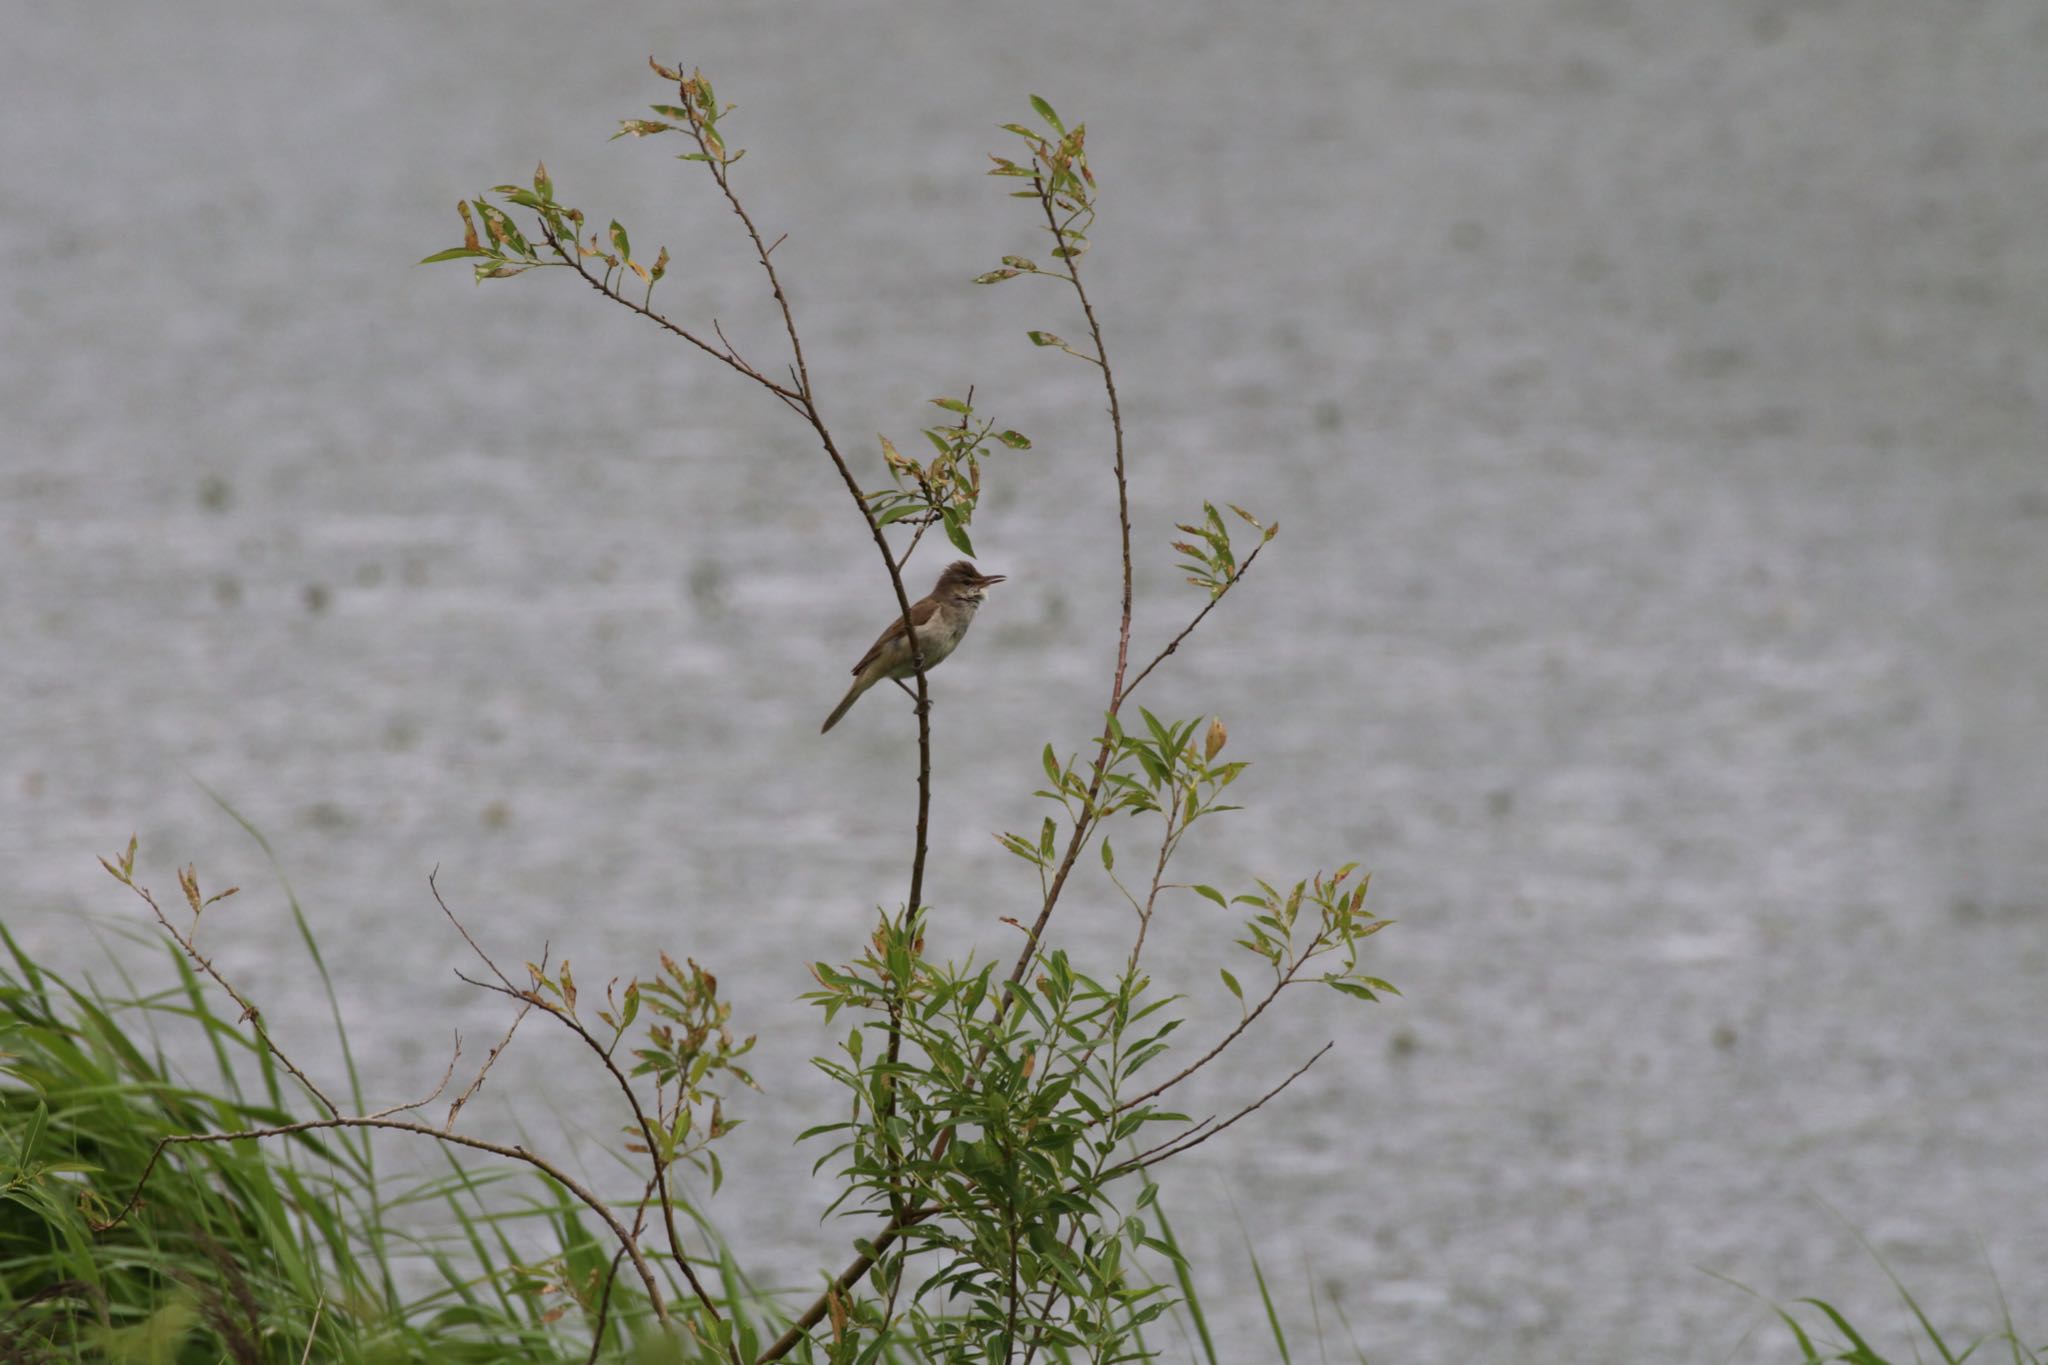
top-left (92, 1119), bottom-right (671, 1323)
top-left (754, 1206), bottom-right (935, 1363)
top-left (1120, 537), bottom-right (1271, 702)
top-left (670, 82), bottom-right (935, 919)
top-left (585, 1247), bottom-right (631, 1365)
top-left (1106, 1042), bottom-right (1333, 1178)
top-left (113, 877), bottom-right (340, 1119)
top-left (998, 170), bottom-right (1132, 997)
top-left (430, 868), bottom-right (516, 992)
top-left (1123, 1116), bottom-right (1215, 1170)
top-left (1003, 1202), bottom-right (1022, 1365)
top-left (442, 959), bottom-right (733, 1344)
top-left (1125, 794), bottom-right (1182, 977)
top-left (444, 1000), bottom-right (532, 1131)
top-left (1112, 954), bottom-right (1311, 1118)
top-left (539, 223), bottom-right (802, 407)
top-left (364, 1044), bottom-right (459, 1120)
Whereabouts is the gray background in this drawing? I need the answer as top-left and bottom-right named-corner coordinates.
top-left (5, 0), bottom-right (2045, 1359)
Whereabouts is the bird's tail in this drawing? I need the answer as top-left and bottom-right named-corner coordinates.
top-left (820, 676), bottom-right (870, 733)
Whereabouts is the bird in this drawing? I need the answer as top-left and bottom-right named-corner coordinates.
top-left (821, 560), bottom-right (1006, 733)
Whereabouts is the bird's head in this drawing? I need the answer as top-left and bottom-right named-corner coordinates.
top-left (936, 560), bottom-right (1006, 605)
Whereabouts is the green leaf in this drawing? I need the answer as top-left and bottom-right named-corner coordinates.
top-left (1030, 95), bottom-right (1065, 134)
top-left (930, 396), bottom-right (971, 414)
top-left (418, 247), bottom-right (491, 264)
top-left (609, 220), bottom-right (631, 261)
top-left (477, 204), bottom-right (533, 259)
top-left (1043, 744), bottom-right (1062, 786)
top-left (1191, 885), bottom-right (1228, 909)
top-left (973, 268), bottom-right (1021, 284)
top-left (995, 430), bottom-right (1032, 449)
top-left (1219, 969), bottom-right (1243, 1002)
top-left (1026, 330), bottom-right (1065, 348)
top-left (1100, 839), bottom-right (1114, 872)
top-left (941, 507), bottom-right (975, 556)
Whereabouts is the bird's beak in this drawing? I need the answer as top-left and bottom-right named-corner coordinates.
top-left (980, 574), bottom-right (1006, 586)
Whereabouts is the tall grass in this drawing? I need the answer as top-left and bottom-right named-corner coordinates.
top-left (6, 914), bottom-right (2036, 1363)
top-left (1711, 1234), bottom-right (2045, 1365)
top-left (0, 923), bottom-right (651, 1362)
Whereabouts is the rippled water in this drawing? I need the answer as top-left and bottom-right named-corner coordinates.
top-left (6, 1), bottom-right (2046, 1358)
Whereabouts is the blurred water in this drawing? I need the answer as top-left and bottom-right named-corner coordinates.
top-left (4, 1), bottom-right (2046, 1358)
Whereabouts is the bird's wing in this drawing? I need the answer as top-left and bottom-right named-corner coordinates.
top-left (851, 597), bottom-right (939, 675)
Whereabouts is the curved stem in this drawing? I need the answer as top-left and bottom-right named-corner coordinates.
top-left (678, 92), bottom-right (934, 919)
top-left (97, 1120), bottom-right (672, 1324)
top-left (999, 175), bottom-right (1131, 996)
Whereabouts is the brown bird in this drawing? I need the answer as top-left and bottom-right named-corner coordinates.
top-left (821, 560), bottom-right (1006, 733)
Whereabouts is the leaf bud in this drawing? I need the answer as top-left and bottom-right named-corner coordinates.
top-left (1205, 717), bottom-right (1227, 761)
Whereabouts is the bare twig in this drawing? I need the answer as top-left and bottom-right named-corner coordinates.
top-left (430, 869), bottom-right (516, 992)
top-left (538, 223), bottom-right (803, 409)
top-left (444, 1001), bottom-right (533, 1131)
top-left (112, 877), bottom-right (341, 1119)
top-left (1112, 954), bottom-right (1312, 1118)
top-left (1107, 1043), bottom-right (1333, 1178)
top-left (1121, 537), bottom-right (1271, 702)
top-left (585, 1247), bottom-right (631, 1365)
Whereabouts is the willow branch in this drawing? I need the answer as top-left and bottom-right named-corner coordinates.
top-left (1000, 173), bottom-right (1131, 996)
top-left (1112, 953), bottom-right (1312, 1118)
top-left (670, 80), bottom-right (935, 919)
top-left (1121, 537), bottom-right (1270, 702)
top-left (753, 1206), bottom-right (936, 1363)
top-left (1104, 1042), bottom-right (1332, 1179)
top-left (539, 225), bottom-right (803, 412)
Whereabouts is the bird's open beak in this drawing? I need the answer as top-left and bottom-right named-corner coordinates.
top-left (980, 573), bottom-right (1006, 585)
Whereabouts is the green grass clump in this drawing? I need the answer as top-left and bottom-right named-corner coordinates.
top-left (0, 924), bottom-right (642, 1363)
top-left (1711, 1229), bottom-right (2045, 1365)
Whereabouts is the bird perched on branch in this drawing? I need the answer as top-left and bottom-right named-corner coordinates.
top-left (821, 560), bottom-right (1006, 733)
